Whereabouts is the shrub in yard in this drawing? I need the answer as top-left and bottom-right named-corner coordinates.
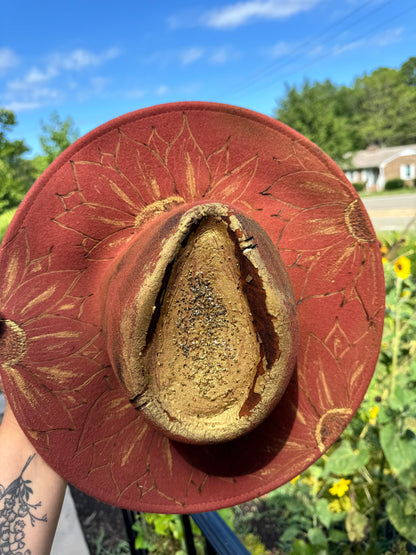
top-left (352, 182), bottom-right (365, 192)
top-left (385, 178), bottom-right (405, 191)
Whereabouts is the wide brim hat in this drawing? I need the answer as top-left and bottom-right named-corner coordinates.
top-left (0, 102), bottom-right (384, 513)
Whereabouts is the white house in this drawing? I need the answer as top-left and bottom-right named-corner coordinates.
top-left (343, 144), bottom-right (416, 191)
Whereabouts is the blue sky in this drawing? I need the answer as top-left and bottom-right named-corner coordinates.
top-left (1, 0), bottom-right (415, 155)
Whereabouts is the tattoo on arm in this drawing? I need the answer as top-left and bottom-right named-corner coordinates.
top-left (0, 454), bottom-right (47, 555)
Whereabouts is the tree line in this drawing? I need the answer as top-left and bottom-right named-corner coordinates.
top-left (275, 56), bottom-right (416, 164)
top-left (0, 110), bottom-right (78, 213)
top-left (1, 56), bottom-right (415, 214)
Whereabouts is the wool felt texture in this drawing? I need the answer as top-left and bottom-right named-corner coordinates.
top-left (0, 102), bottom-right (384, 513)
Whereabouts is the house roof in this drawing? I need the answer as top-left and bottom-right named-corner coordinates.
top-left (346, 144), bottom-right (416, 170)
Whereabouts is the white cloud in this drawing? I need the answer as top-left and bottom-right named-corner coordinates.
top-left (209, 46), bottom-right (240, 64)
top-left (3, 86), bottom-right (61, 112)
top-left (20, 66), bottom-right (57, 85)
top-left (2, 47), bottom-right (120, 112)
top-left (178, 82), bottom-right (203, 95)
top-left (156, 85), bottom-right (170, 96)
top-left (144, 46), bottom-right (240, 68)
top-left (202, 0), bottom-right (321, 28)
top-left (167, 8), bottom-right (203, 29)
top-left (76, 76), bottom-right (110, 102)
top-left (331, 27), bottom-right (404, 57)
top-left (181, 48), bottom-right (204, 65)
top-left (125, 88), bottom-right (146, 99)
top-left (332, 39), bottom-right (364, 56)
top-left (90, 76), bottom-right (109, 93)
top-left (0, 48), bottom-right (20, 73)
top-left (374, 26), bottom-right (404, 47)
top-left (307, 44), bottom-right (324, 58)
top-left (210, 48), bottom-right (229, 65)
top-left (50, 47), bottom-right (121, 71)
top-left (9, 48), bottom-right (121, 91)
top-left (267, 41), bottom-right (293, 58)
top-left (3, 100), bottom-right (42, 112)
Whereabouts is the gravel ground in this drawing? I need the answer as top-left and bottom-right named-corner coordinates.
top-left (69, 486), bottom-right (132, 554)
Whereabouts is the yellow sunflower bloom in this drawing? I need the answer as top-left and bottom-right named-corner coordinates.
top-left (394, 256), bottom-right (411, 280)
top-left (380, 244), bottom-right (389, 257)
top-left (329, 496), bottom-right (352, 513)
top-left (329, 478), bottom-right (351, 498)
top-left (369, 406), bottom-right (379, 420)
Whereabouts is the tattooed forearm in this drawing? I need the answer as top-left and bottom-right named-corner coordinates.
top-left (0, 454), bottom-right (47, 555)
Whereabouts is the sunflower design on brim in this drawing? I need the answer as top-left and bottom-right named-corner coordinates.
top-left (0, 102), bottom-right (384, 513)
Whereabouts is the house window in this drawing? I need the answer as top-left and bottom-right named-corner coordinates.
top-left (400, 163), bottom-right (415, 180)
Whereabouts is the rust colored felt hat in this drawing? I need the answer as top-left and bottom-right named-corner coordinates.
top-left (0, 102), bottom-right (384, 513)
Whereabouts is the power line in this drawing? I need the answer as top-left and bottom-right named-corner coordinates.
top-left (274, 3), bottom-right (416, 89)
top-left (230, 0), bottom-right (391, 93)
top-left (225, 0), bottom-right (407, 100)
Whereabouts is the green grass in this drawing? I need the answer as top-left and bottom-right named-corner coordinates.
top-left (0, 208), bottom-right (18, 243)
top-left (360, 187), bottom-right (416, 198)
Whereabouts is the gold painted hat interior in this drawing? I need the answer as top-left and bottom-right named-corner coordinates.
top-left (107, 204), bottom-right (298, 444)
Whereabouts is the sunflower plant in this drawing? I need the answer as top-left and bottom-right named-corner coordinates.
top-left (232, 232), bottom-right (416, 554)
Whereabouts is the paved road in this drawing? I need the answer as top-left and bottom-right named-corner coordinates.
top-left (361, 193), bottom-right (416, 232)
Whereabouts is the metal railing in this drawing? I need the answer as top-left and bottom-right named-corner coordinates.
top-left (122, 509), bottom-right (250, 555)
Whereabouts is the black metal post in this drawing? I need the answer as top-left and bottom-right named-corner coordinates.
top-left (191, 512), bottom-right (250, 555)
top-left (181, 514), bottom-right (198, 555)
top-left (122, 509), bottom-right (147, 555)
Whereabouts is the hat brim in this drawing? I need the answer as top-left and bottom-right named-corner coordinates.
top-left (0, 102), bottom-right (384, 513)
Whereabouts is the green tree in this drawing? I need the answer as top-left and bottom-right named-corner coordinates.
top-left (275, 57), bottom-right (416, 157)
top-left (352, 66), bottom-right (416, 147)
top-left (0, 109), bottom-right (35, 212)
top-left (275, 79), bottom-right (355, 163)
top-left (400, 56), bottom-right (416, 87)
top-left (33, 111), bottom-right (79, 175)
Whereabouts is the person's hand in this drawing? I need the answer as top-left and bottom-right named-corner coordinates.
top-left (0, 388), bottom-right (67, 554)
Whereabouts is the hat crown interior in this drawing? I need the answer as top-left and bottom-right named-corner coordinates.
top-left (104, 202), bottom-right (299, 444)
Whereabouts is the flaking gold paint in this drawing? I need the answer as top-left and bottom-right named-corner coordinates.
top-left (142, 217), bottom-right (262, 421)
top-left (114, 203), bottom-right (298, 444)
top-left (134, 197), bottom-right (185, 228)
top-left (315, 407), bottom-right (352, 452)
